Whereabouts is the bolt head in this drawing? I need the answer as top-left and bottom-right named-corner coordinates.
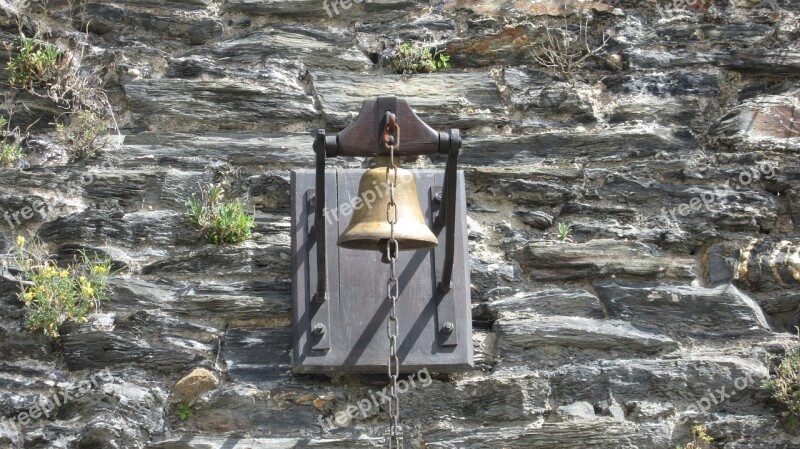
top-left (441, 322), bottom-right (455, 334)
top-left (312, 323), bottom-right (326, 336)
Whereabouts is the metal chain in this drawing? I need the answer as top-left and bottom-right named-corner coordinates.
top-left (385, 120), bottom-right (402, 449)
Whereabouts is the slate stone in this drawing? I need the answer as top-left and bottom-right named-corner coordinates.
top-left (733, 239), bottom-right (800, 292)
top-left (222, 0), bottom-right (418, 20)
top-left (177, 385), bottom-right (319, 435)
top-left (123, 76), bottom-right (320, 132)
top-left (313, 71), bottom-right (507, 131)
top-left (222, 328), bottom-right (292, 387)
top-left (0, 193), bottom-right (49, 227)
top-left (598, 175), bottom-right (779, 234)
top-left (601, 71), bottom-right (719, 96)
top-left (148, 434), bottom-right (381, 448)
top-left (179, 26), bottom-right (373, 71)
top-left (593, 281), bottom-right (771, 339)
top-left (496, 317), bottom-right (679, 360)
top-left (460, 126), bottom-right (700, 166)
top-left (557, 401), bottom-right (597, 420)
top-left (547, 356), bottom-right (769, 412)
top-left (710, 90), bottom-right (800, 151)
top-left (488, 289), bottom-right (606, 319)
top-left (444, 24), bottom-right (539, 68)
top-left (515, 210), bottom-right (555, 229)
top-left (607, 95), bottom-right (705, 126)
top-left (402, 374), bottom-right (551, 423)
top-left (79, 168), bottom-right (214, 212)
top-left (109, 278), bottom-right (292, 327)
top-left (37, 210), bottom-right (201, 248)
top-left (61, 330), bottom-right (204, 373)
top-left (514, 239), bottom-right (695, 281)
top-left (423, 420), bottom-right (670, 448)
top-left (76, 3), bottom-right (223, 45)
top-left (116, 132), bottom-right (317, 170)
top-left (504, 67), bottom-right (595, 122)
top-left (703, 414), bottom-right (800, 449)
top-left (141, 244), bottom-right (291, 281)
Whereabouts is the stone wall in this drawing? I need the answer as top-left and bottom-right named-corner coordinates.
top-left (1, 0), bottom-right (799, 447)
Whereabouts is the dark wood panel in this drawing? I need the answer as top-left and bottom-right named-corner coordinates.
top-left (335, 98), bottom-right (442, 157)
top-left (292, 169), bottom-right (472, 373)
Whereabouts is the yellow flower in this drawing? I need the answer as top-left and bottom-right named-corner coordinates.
top-left (59, 270), bottom-right (69, 279)
top-left (79, 276), bottom-right (87, 284)
top-left (81, 282), bottom-right (95, 296)
top-left (23, 292), bottom-right (34, 301)
top-left (15, 236), bottom-right (25, 247)
top-left (93, 265), bottom-right (108, 275)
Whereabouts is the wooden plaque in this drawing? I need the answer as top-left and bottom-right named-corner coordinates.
top-left (291, 169), bottom-right (473, 373)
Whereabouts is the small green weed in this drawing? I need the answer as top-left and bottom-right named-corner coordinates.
top-left (1, 142), bottom-right (23, 167)
top-left (0, 116), bottom-right (24, 167)
top-left (390, 42), bottom-right (451, 75)
top-left (764, 335), bottom-right (800, 428)
top-left (13, 236), bottom-right (113, 338)
top-left (675, 425), bottom-right (713, 449)
top-left (176, 403), bottom-right (193, 420)
top-left (7, 36), bottom-right (62, 88)
top-left (187, 184), bottom-right (256, 245)
top-left (557, 222), bottom-right (573, 242)
top-left (55, 110), bottom-right (110, 161)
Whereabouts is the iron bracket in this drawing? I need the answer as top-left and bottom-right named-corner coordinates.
top-left (312, 98), bottom-right (461, 298)
top-left (307, 189), bottom-right (330, 351)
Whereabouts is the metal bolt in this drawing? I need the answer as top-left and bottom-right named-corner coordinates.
top-left (441, 322), bottom-right (455, 334)
top-left (312, 323), bottom-right (326, 337)
top-left (308, 193), bottom-right (316, 206)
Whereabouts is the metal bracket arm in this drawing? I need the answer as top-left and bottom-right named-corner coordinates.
top-left (313, 129), bottom-right (328, 303)
top-left (437, 129), bottom-right (461, 293)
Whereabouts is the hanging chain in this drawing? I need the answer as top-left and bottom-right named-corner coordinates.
top-left (384, 115), bottom-right (402, 449)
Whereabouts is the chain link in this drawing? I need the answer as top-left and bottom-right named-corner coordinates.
top-left (385, 120), bottom-right (402, 449)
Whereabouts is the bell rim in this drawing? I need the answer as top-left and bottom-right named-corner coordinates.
top-left (337, 225), bottom-right (439, 251)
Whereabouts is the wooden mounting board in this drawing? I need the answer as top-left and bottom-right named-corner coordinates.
top-left (291, 169), bottom-right (473, 373)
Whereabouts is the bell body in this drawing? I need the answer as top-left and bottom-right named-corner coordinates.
top-left (338, 163), bottom-right (439, 252)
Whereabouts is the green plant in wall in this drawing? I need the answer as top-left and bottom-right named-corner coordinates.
top-left (187, 184), bottom-right (256, 245)
top-left (765, 336), bottom-right (800, 428)
top-left (55, 109), bottom-right (110, 161)
top-left (13, 236), bottom-right (113, 338)
top-left (6, 31), bottom-right (118, 163)
top-left (675, 425), bottom-right (714, 449)
top-left (0, 141), bottom-right (23, 166)
top-left (7, 36), bottom-right (63, 88)
top-left (176, 403), bottom-right (193, 421)
top-left (556, 222), bottom-right (574, 242)
top-left (0, 116), bottom-right (24, 167)
top-left (390, 41), bottom-right (451, 75)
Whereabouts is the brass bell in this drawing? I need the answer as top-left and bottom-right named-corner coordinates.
top-left (338, 158), bottom-right (439, 252)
